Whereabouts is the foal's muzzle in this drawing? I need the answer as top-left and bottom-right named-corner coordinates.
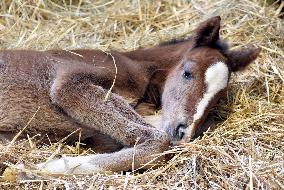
top-left (173, 123), bottom-right (187, 140)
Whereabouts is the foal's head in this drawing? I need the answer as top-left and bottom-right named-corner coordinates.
top-left (161, 16), bottom-right (260, 145)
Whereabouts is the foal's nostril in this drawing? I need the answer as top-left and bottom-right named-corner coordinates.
top-left (177, 130), bottom-right (185, 140)
top-left (175, 124), bottom-right (187, 140)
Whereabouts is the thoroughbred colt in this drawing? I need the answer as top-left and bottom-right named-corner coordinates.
top-left (0, 16), bottom-right (259, 176)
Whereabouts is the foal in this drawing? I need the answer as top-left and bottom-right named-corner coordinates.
top-left (0, 16), bottom-right (259, 175)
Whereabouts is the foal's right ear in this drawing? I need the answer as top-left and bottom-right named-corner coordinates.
top-left (192, 16), bottom-right (221, 47)
top-left (227, 48), bottom-right (261, 72)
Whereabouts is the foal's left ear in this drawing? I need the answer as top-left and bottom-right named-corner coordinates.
top-left (227, 48), bottom-right (261, 72)
top-left (192, 16), bottom-right (221, 47)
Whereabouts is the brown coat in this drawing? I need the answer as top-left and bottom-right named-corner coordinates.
top-left (0, 16), bottom-right (260, 176)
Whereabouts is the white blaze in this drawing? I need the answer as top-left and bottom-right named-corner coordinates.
top-left (185, 61), bottom-right (229, 138)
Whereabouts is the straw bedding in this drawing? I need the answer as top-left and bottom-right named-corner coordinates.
top-left (0, 0), bottom-right (283, 189)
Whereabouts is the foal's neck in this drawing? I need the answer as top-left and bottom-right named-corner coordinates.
top-left (122, 41), bottom-right (190, 70)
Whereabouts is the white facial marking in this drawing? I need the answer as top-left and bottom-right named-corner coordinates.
top-left (185, 61), bottom-right (229, 138)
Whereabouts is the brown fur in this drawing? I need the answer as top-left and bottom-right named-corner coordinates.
top-left (0, 16), bottom-right (260, 175)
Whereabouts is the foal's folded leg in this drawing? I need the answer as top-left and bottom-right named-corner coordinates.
top-left (32, 75), bottom-right (170, 174)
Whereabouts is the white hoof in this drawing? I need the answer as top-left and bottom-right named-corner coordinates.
top-left (3, 163), bottom-right (37, 182)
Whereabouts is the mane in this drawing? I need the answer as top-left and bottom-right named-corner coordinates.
top-left (158, 36), bottom-right (192, 46)
top-left (159, 36), bottom-right (230, 54)
top-left (213, 39), bottom-right (230, 53)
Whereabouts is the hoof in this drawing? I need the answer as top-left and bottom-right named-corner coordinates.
top-left (2, 164), bottom-right (37, 182)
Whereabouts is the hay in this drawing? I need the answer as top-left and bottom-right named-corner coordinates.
top-left (0, 0), bottom-right (283, 189)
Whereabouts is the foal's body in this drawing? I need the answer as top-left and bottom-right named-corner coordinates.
top-left (0, 49), bottom-right (171, 141)
top-left (0, 16), bottom-right (260, 176)
top-left (0, 39), bottom-right (193, 152)
top-left (0, 40), bottom-right (186, 173)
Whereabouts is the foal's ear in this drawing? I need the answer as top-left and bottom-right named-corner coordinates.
top-left (227, 48), bottom-right (261, 72)
top-left (193, 16), bottom-right (221, 47)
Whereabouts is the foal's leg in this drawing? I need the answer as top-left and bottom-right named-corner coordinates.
top-left (35, 138), bottom-right (168, 174)
top-left (33, 75), bottom-right (169, 174)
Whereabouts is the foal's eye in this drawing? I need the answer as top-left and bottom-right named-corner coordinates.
top-left (183, 71), bottom-right (192, 80)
